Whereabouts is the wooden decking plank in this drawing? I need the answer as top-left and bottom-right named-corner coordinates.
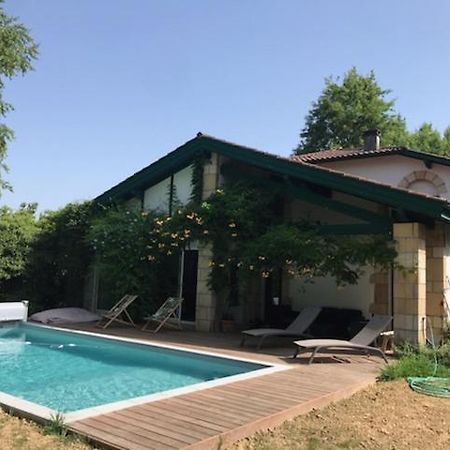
top-left (195, 387), bottom-right (293, 412)
top-left (230, 378), bottom-right (331, 398)
top-left (100, 412), bottom-right (195, 447)
top-left (172, 394), bottom-right (264, 421)
top-left (249, 377), bottom-right (339, 395)
top-left (167, 397), bottom-right (253, 424)
top-left (218, 384), bottom-right (301, 405)
top-left (190, 393), bottom-right (282, 417)
top-left (149, 399), bottom-right (241, 429)
top-left (135, 404), bottom-right (228, 433)
top-left (183, 396), bottom-right (276, 421)
top-left (71, 422), bottom-right (153, 450)
top-left (113, 410), bottom-right (201, 444)
top-left (194, 385), bottom-right (282, 405)
top-left (222, 379), bottom-right (312, 398)
top-left (142, 400), bottom-right (237, 429)
top-left (82, 416), bottom-right (179, 450)
top-left (116, 408), bottom-right (211, 441)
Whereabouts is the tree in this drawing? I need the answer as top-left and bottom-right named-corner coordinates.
top-left (409, 123), bottom-right (450, 155)
top-left (0, 203), bottom-right (38, 283)
top-left (25, 202), bottom-right (94, 310)
top-left (295, 68), bottom-right (409, 153)
top-left (409, 123), bottom-right (444, 154)
top-left (0, 2), bottom-right (38, 191)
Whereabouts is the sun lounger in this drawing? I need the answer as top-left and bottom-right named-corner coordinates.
top-left (142, 297), bottom-right (183, 333)
top-left (97, 294), bottom-right (138, 329)
top-left (240, 306), bottom-right (322, 350)
top-left (292, 314), bottom-right (392, 364)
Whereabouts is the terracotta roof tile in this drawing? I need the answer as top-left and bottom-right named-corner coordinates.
top-left (291, 147), bottom-right (404, 163)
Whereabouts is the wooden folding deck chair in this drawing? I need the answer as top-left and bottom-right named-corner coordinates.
top-left (97, 294), bottom-right (138, 329)
top-left (142, 297), bottom-right (183, 333)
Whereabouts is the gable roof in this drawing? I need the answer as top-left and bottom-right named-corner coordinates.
top-left (96, 133), bottom-right (450, 223)
top-left (292, 146), bottom-right (450, 167)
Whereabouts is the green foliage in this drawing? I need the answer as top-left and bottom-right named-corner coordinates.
top-left (0, 2), bottom-right (38, 191)
top-left (242, 224), bottom-right (397, 286)
top-left (409, 123), bottom-right (450, 155)
top-left (295, 67), bottom-right (450, 157)
top-left (379, 343), bottom-right (450, 381)
top-left (88, 206), bottom-right (179, 315)
top-left (43, 412), bottom-right (67, 437)
top-left (190, 154), bottom-right (206, 204)
top-left (0, 203), bottom-right (39, 284)
top-left (23, 202), bottom-right (94, 311)
top-left (296, 68), bottom-right (409, 153)
top-left (0, 202), bottom-right (95, 310)
top-left (103, 181), bottom-right (397, 321)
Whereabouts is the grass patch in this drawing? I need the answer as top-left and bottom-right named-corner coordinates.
top-left (379, 342), bottom-right (450, 381)
top-left (43, 412), bottom-right (67, 437)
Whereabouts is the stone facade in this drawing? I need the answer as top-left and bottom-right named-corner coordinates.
top-left (392, 222), bottom-right (449, 345)
top-left (195, 153), bottom-right (220, 331)
top-left (393, 223), bottom-right (427, 345)
top-left (425, 223), bottom-right (447, 343)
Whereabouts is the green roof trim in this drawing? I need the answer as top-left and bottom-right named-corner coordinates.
top-left (95, 133), bottom-right (450, 222)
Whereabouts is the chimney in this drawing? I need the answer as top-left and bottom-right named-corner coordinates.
top-left (363, 129), bottom-right (380, 151)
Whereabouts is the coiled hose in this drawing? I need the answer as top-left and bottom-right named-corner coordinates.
top-left (407, 319), bottom-right (450, 398)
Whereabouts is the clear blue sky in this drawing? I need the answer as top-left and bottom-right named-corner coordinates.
top-left (3, 0), bottom-right (450, 211)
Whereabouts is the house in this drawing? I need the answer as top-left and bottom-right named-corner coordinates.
top-left (89, 130), bottom-right (450, 345)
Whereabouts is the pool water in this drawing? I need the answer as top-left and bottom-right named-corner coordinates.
top-left (0, 324), bottom-right (265, 413)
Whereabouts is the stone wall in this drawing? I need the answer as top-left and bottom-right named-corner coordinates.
top-left (195, 153), bottom-right (220, 331)
top-left (425, 223), bottom-right (447, 343)
top-left (393, 223), bottom-right (427, 344)
top-left (392, 222), bottom-right (449, 345)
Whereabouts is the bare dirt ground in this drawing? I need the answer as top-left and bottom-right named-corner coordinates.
top-left (1, 381), bottom-right (449, 449)
top-left (0, 410), bottom-right (92, 450)
top-left (234, 380), bottom-right (450, 450)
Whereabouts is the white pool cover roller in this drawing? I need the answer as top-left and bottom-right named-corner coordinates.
top-left (0, 301), bottom-right (29, 322)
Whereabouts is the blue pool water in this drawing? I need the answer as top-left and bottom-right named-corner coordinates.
top-left (0, 324), bottom-right (265, 413)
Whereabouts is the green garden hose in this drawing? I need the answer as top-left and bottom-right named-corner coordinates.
top-left (407, 319), bottom-right (450, 399)
top-left (407, 377), bottom-right (450, 398)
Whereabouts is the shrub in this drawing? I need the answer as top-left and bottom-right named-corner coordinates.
top-left (379, 343), bottom-right (450, 381)
top-left (23, 202), bottom-right (94, 312)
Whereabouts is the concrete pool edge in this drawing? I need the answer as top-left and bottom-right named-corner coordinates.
top-left (0, 323), bottom-right (291, 424)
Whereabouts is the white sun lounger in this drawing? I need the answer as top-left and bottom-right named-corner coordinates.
top-left (292, 314), bottom-right (392, 364)
top-left (240, 306), bottom-right (322, 350)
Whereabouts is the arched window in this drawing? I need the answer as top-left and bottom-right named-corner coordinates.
top-left (398, 170), bottom-right (447, 197)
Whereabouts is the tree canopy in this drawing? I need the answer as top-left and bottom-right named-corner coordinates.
top-left (0, 2), bottom-right (38, 192)
top-left (295, 68), bottom-right (450, 156)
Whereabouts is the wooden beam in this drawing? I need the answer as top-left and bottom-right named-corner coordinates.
top-left (221, 164), bottom-right (391, 226)
top-left (317, 223), bottom-right (391, 235)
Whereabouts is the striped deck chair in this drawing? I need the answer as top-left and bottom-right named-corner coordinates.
top-left (142, 297), bottom-right (183, 333)
top-left (97, 294), bottom-right (138, 329)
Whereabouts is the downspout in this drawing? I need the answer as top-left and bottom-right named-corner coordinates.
top-left (389, 211), bottom-right (394, 331)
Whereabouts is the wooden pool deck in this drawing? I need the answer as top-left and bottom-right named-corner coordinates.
top-left (63, 325), bottom-right (384, 450)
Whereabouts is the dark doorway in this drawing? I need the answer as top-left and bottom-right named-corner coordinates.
top-left (181, 250), bottom-right (198, 321)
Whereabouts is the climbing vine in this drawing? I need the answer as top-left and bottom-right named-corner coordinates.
top-left (190, 153), bottom-right (208, 204)
top-left (89, 180), bottom-right (398, 320)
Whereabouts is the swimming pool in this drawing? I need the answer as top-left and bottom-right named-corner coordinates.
top-left (0, 323), bottom-right (282, 421)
